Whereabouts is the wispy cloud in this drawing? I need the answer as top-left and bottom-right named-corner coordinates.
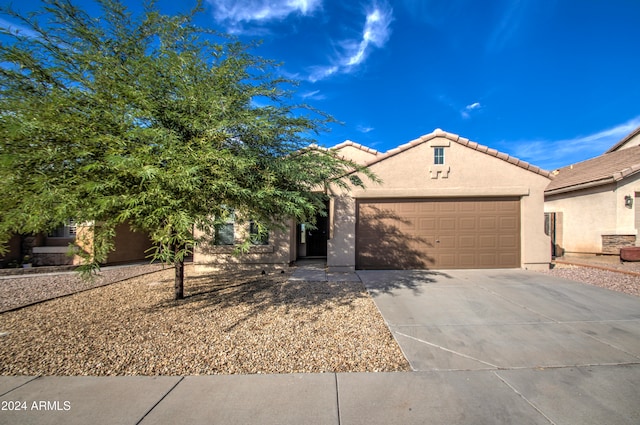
top-left (466, 102), bottom-right (481, 110)
top-left (300, 90), bottom-right (326, 101)
top-left (509, 116), bottom-right (640, 170)
top-left (307, 1), bottom-right (393, 82)
top-left (344, 4), bottom-right (393, 67)
top-left (486, 0), bottom-right (530, 52)
top-left (357, 125), bottom-right (375, 133)
top-left (206, 0), bottom-right (322, 28)
top-left (461, 101), bottom-right (481, 119)
top-left (307, 65), bottom-right (340, 82)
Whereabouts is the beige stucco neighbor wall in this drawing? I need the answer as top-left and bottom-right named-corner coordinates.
top-left (545, 173), bottom-right (640, 254)
top-left (614, 131), bottom-right (640, 151)
top-left (616, 175), bottom-right (640, 233)
top-left (193, 221), bottom-right (294, 273)
top-left (327, 135), bottom-right (552, 271)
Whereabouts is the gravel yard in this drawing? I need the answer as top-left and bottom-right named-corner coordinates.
top-left (541, 263), bottom-right (640, 297)
top-left (1, 258), bottom-right (638, 377)
top-left (0, 263), bottom-right (165, 313)
top-left (0, 266), bottom-right (410, 376)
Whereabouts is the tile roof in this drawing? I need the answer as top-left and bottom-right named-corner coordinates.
top-left (331, 140), bottom-right (382, 156)
top-left (545, 145), bottom-right (640, 194)
top-left (355, 129), bottom-right (554, 178)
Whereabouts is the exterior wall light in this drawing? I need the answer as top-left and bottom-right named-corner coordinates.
top-left (625, 195), bottom-right (633, 208)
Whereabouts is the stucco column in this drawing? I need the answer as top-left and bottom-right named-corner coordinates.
top-left (327, 194), bottom-right (356, 272)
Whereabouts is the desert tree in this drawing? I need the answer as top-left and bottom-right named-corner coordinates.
top-left (0, 0), bottom-right (376, 299)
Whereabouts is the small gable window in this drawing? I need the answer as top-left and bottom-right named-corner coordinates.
top-left (434, 147), bottom-right (445, 165)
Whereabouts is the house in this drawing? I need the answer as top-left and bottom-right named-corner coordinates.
top-left (544, 126), bottom-right (640, 256)
top-left (0, 222), bottom-right (154, 268)
top-left (195, 129), bottom-right (553, 271)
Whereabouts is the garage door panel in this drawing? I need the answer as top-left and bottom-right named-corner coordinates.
top-left (499, 234), bottom-right (518, 248)
top-left (419, 203), bottom-right (437, 213)
top-left (459, 217), bottom-right (476, 230)
top-left (356, 198), bottom-right (520, 269)
top-left (438, 253), bottom-right (457, 268)
top-left (479, 235), bottom-right (498, 249)
top-left (459, 202), bottom-right (476, 213)
top-left (398, 203), bottom-right (417, 214)
top-left (439, 203), bottom-right (457, 213)
top-left (498, 252), bottom-right (519, 266)
top-left (479, 253), bottom-right (499, 267)
top-left (419, 217), bottom-right (436, 232)
top-left (458, 254), bottom-right (477, 268)
top-left (458, 235), bottom-right (476, 248)
top-left (437, 235), bottom-right (456, 249)
top-left (479, 216), bottom-right (497, 230)
top-left (438, 217), bottom-right (456, 231)
top-left (479, 202), bottom-right (499, 212)
top-left (499, 216), bottom-right (518, 230)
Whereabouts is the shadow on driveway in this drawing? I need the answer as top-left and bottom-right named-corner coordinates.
top-left (356, 269), bottom-right (452, 296)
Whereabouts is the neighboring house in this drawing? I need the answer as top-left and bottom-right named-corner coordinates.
top-left (544, 126), bottom-right (640, 256)
top-left (195, 129), bottom-right (553, 271)
top-left (0, 222), bottom-right (154, 268)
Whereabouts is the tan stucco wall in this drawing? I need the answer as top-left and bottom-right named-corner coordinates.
top-left (326, 193), bottom-right (357, 271)
top-left (106, 223), bottom-right (154, 265)
top-left (334, 145), bottom-right (379, 165)
top-left (615, 176), bottom-right (640, 233)
top-left (545, 173), bottom-right (640, 254)
top-left (328, 136), bottom-right (551, 270)
top-left (194, 221), bottom-right (294, 272)
top-left (614, 131), bottom-right (640, 151)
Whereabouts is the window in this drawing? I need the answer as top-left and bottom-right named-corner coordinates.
top-left (214, 211), bottom-right (235, 245)
top-left (434, 147), bottom-right (445, 165)
top-left (49, 219), bottom-right (77, 238)
top-left (249, 221), bottom-right (269, 245)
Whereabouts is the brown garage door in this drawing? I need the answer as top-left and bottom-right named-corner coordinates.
top-left (356, 198), bottom-right (520, 269)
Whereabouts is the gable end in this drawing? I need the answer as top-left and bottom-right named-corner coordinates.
top-left (362, 129), bottom-right (552, 179)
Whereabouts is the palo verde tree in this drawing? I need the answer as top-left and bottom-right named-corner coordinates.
top-left (0, 0), bottom-right (376, 300)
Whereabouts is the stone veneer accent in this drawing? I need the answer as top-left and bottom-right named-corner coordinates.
top-left (601, 234), bottom-right (636, 254)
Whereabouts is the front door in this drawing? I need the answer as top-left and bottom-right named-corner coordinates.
top-left (306, 213), bottom-right (328, 257)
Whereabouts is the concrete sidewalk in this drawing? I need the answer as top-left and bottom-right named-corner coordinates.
top-left (7, 367), bottom-right (639, 425)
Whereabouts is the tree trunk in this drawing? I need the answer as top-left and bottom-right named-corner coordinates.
top-left (174, 259), bottom-right (184, 300)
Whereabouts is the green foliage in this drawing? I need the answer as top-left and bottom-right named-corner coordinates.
top-left (0, 0), bottom-right (376, 291)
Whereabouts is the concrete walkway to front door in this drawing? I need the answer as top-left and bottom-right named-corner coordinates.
top-left (358, 269), bottom-right (640, 425)
top-left (290, 259), bottom-right (361, 282)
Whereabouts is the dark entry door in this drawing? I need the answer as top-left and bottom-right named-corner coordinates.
top-left (306, 213), bottom-right (328, 256)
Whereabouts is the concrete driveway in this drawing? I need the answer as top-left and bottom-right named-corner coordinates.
top-left (358, 269), bottom-right (640, 425)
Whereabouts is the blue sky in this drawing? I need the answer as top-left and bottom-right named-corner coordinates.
top-left (2, 0), bottom-right (640, 170)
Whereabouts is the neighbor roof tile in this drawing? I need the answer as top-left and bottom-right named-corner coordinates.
top-left (545, 145), bottom-right (640, 193)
